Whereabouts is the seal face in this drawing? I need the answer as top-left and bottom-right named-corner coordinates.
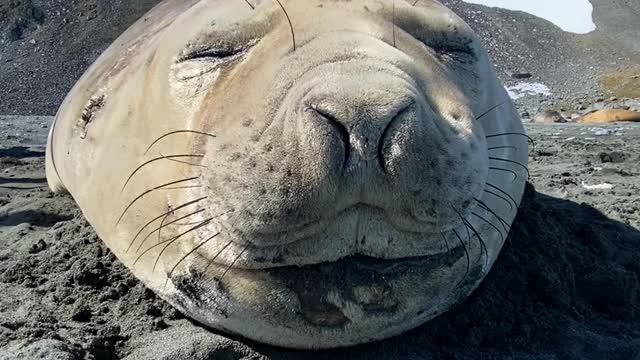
top-left (46, 0), bottom-right (528, 349)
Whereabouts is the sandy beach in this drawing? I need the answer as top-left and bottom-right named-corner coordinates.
top-left (1, 117), bottom-right (638, 359)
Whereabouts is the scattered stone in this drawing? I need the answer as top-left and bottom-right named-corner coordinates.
top-left (152, 318), bottom-right (169, 330)
top-left (509, 71), bottom-right (532, 79)
top-left (71, 305), bottom-right (93, 322)
top-left (28, 239), bottom-right (47, 254)
top-left (599, 152), bottom-right (627, 164)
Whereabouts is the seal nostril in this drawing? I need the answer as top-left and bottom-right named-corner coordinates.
top-left (378, 105), bottom-right (412, 174)
top-left (377, 125), bottom-right (391, 174)
top-left (309, 106), bottom-right (350, 169)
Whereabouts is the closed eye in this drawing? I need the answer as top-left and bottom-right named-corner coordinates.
top-left (390, 6), bottom-right (478, 64)
top-left (178, 42), bottom-right (255, 63)
top-left (433, 44), bottom-right (476, 65)
top-left (171, 39), bottom-right (259, 83)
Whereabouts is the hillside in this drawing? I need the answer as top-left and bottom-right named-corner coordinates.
top-left (0, 0), bottom-right (638, 115)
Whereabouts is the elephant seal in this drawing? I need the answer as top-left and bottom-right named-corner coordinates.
top-left (533, 110), bottom-right (566, 124)
top-left (577, 109), bottom-right (640, 123)
top-left (46, 0), bottom-right (528, 349)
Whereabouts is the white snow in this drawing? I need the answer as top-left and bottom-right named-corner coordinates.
top-left (462, 0), bottom-right (596, 34)
top-left (588, 127), bottom-right (625, 136)
top-left (505, 82), bottom-right (552, 100)
top-left (581, 182), bottom-right (615, 190)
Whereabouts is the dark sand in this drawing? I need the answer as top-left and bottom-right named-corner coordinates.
top-left (1, 117), bottom-right (639, 359)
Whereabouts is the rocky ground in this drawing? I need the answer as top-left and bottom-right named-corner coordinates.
top-left (441, 0), bottom-right (640, 111)
top-left (1, 0), bottom-right (640, 116)
top-left (1, 117), bottom-right (639, 359)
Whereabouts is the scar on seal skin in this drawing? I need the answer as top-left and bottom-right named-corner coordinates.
top-left (78, 94), bottom-right (105, 139)
top-left (46, 0), bottom-right (529, 349)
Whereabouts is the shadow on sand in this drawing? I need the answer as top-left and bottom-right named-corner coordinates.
top-left (0, 209), bottom-right (74, 227)
top-left (0, 146), bottom-right (45, 159)
top-left (0, 176), bottom-right (48, 190)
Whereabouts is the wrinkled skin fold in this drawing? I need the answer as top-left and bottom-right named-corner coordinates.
top-left (46, 0), bottom-right (528, 349)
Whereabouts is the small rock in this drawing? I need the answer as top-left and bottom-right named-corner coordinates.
top-left (510, 71), bottom-right (532, 79)
top-left (146, 305), bottom-right (163, 318)
top-left (28, 239), bottom-right (47, 254)
top-left (598, 151), bottom-right (627, 163)
top-left (29, 39), bottom-right (36, 45)
top-left (153, 318), bottom-right (169, 330)
top-left (72, 305), bottom-right (93, 322)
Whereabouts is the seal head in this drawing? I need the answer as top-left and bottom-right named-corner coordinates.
top-left (46, 0), bottom-right (528, 349)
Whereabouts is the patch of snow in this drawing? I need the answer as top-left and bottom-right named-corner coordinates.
top-left (506, 82), bottom-right (552, 100)
top-left (588, 127), bottom-right (624, 136)
top-left (593, 128), bottom-right (612, 136)
top-left (462, 0), bottom-right (596, 34)
top-left (581, 182), bottom-right (614, 190)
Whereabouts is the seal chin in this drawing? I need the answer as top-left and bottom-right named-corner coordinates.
top-left (167, 234), bottom-right (476, 349)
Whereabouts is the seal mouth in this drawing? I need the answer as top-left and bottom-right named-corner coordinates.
top-left (319, 250), bottom-right (464, 276)
top-left (197, 202), bottom-right (471, 273)
top-left (220, 202), bottom-right (467, 248)
top-left (234, 202), bottom-right (466, 237)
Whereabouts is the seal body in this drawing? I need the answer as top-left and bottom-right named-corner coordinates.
top-left (46, 0), bottom-right (528, 349)
top-left (577, 109), bottom-right (640, 123)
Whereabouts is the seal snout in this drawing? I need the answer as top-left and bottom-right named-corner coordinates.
top-left (300, 75), bottom-right (417, 172)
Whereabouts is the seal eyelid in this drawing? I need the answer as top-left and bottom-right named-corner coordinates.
top-left (177, 44), bottom-right (253, 63)
top-left (404, 29), bottom-right (477, 63)
top-left (180, 47), bottom-right (245, 61)
top-left (177, 40), bottom-right (259, 63)
top-left (427, 39), bottom-right (475, 61)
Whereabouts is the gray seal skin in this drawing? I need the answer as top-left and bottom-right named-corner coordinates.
top-left (45, 0), bottom-right (529, 349)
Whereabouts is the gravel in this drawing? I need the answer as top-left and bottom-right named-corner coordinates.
top-left (0, 0), bottom-right (639, 115)
top-left (1, 118), bottom-right (640, 359)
